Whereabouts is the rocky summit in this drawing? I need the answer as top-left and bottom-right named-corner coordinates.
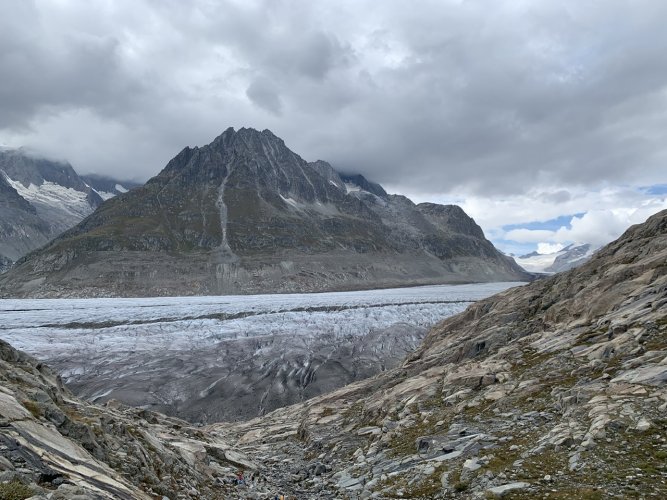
top-left (0, 210), bottom-right (665, 498)
top-left (0, 127), bottom-right (528, 298)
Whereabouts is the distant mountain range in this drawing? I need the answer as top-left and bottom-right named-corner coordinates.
top-left (80, 174), bottom-right (142, 200)
top-left (513, 242), bottom-right (598, 273)
top-left (0, 148), bottom-right (138, 271)
top-left (0, 128), bottom-right (529, 297)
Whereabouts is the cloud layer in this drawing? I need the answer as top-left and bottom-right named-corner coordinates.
top-left (1, 1), bottom-right (666, 192)
top-left (1, 1), bottom-right (666, 253)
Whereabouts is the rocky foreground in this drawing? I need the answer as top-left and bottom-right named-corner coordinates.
top-left (0, 209), bottom-right (665, 499)
top-left (216, 209), bottom-right (667, 498)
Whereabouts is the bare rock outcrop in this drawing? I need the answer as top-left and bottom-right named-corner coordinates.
top-left (0, 339), bottom-right (272, 498)
top-left (213, 209), bottom-right (667, 498)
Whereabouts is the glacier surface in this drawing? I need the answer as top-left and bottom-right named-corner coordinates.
top-left (1, 282), bottom-right (521, 422)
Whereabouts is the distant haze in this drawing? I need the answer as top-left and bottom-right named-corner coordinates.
top-left (1, 1), bottom-right (666, 253)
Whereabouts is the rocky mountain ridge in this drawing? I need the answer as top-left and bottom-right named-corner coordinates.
top-left (0, 128), bottom-right (528, 298)
top-left (0, 149), bottom-right (137, 272)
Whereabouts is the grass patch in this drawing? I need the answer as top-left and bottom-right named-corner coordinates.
top-left (449, 469), bottom-right (468, 492)
top-left (528, 488), bottom-right (603, 500)
top-left (0, 480), bottom-right (34, 500)
top-left (386, 418), bottom-right (433, 457)
top-left (21, 400), bottom-right (42, 419)
top-left (320, 407), bottom-right (335, 418)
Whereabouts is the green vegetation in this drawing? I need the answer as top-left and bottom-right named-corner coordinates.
top-left (511, 488), bottom-right (603, 500)
top-left (0, 480), bottom-right (34, 500)
top-left (21, 400), bottom-right (42, 419)
top-left (387, 417), bottom-right (433, 457)
top-left (449, 469), bottom-right (468, 492)
top-left (372, 466), bottom-right (445, 499)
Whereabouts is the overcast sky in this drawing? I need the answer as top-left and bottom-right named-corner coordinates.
top-left (2, 0), bottom-right (666, 255)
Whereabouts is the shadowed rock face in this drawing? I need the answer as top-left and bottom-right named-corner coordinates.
top-left (0, 174), bottom-right (49, 267)
top-left (213, 209), bottom-right (667, 498)
top-left (0, 127), bottom-right (529, 297)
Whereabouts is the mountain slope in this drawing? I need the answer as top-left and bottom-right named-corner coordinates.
top-left (0, 128), bottom-right (528, 297)
top-left (0, 173), bottom-right (51, 265)
top-left (545, 242), bottom-right (596, 273)
top-left (515, 243), bottom-right (598, 274)
top-left (0, 209), bottom-right (664, 498)
top-left (214, 209), bottom-right (667, 498)
top-left (0, 338), bottom-right (284, 499)
top-left (0, 149), bottom-right (109, 270)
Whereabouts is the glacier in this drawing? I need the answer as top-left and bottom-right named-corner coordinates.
top-left (0, 282), bottom-right (522, 422)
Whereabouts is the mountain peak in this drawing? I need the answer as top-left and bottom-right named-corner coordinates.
top-left (212, 126), bottom-right (283, 145)
top-left (0, 129), bottom-right (528, 297)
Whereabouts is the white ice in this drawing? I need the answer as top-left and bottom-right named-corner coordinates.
top-left (0, 282), bottom-right (522, 371)
top-left (5, 178), bottom-right (93, 220)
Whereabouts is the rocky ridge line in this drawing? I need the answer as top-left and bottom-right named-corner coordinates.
top-left (0, 127), bottom-right (528, 298)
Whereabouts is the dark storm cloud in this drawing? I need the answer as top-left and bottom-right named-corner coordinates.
top-left (1, 0), bottom-right (667, 197)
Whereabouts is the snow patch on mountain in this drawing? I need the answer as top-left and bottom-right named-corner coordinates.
top-left (279, 193), bottom-right (300, 208)
top-left (514, 243), bottom-right (598, 273)
top-left (5, 177), bottom-right (94, 221)
top-left (94, 190), bottom-right (116, 200)
top-left (513, 252), bottom-right (559, 273)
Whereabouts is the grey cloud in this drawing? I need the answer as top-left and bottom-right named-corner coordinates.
top-left (542, 190), bottom-right (572, 204)
top-left (0, 3), bottom-right (148, 129)
top-left (1, 0), bottom-right (667, 198)
top-left (246, 78), bottom-right (282, 115)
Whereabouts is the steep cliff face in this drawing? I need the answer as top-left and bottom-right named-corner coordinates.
top-left (0, 128), bottom-right (528, 297)
top-left (0, 173), bottom-right (51, 265)
top-left (214, 209), bottom-right (667, 498)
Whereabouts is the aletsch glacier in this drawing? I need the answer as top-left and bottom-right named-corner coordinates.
top-left (0, 282), bottom-right (520, 422)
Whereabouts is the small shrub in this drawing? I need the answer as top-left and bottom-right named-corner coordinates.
top-left (0, 480), bottom-right (34, 500)
top-left (21, 400), bottom-right (42, 419)
top-left (320, 407), bottom-right (334, 417)
top-left (453, 481), bottom-right (469, 492)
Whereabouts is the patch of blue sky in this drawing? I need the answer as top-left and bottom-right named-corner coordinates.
top-left (502, 213), bottom-right (585, 232)
top-left (641, 184), bottom-right (667, 195)
top-left (491, 239), bottom-right (537, 257)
